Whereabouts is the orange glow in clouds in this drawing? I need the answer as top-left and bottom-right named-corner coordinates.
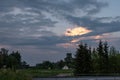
top-left (65, 26), bottom-right (92, 36)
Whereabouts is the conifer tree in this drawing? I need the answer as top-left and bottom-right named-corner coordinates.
top-left (97, 40), bottom-right (109, 73)
top-left (109, 46), bottom-right (118, 73)
top-left (103, 41), bottom-right (109, 73)
top-left (74, 43), bottom-right (92, 75)
top-left (97, 40), bottom-right (104, 73)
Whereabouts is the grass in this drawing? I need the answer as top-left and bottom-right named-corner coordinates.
top-left (0, 69), bottom-right (32, 80)
top-left (0, 68), bottom-right (73, 80)
top-left (23, 69), bottom-right (73, 77)
top-left (2, 68), bottom-right (120, 79)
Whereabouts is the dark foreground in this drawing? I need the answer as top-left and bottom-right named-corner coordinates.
top-left (33, 76), bottom-right (120, 80)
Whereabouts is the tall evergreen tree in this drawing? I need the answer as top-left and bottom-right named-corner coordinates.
top-left (97, 40), bottom-right (104, 73)
top-left (103, 41), bottom-right (109, 73)
top-left (74, 43), bottom-right (92, 76)
top-left (109, 46), bottom-right (118, 73)
top-left (91, 48), bottom-right (99, 73)
top-left (97, 40), bottom-right (109, 73)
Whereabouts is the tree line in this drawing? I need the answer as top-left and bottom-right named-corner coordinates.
top-left (0, 48), bottom-right (29, 70)
top-left (36, 40), bottom-right (120, 76)
top-left (0, 40), bottom-right (120, 76)
top-left (36, 53), bottom-right (73, 69)
top-left (74, 40), bottom-right (120, 76)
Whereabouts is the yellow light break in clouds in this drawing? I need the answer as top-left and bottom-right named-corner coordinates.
top-left (65, 26), bottom-right (92, 36)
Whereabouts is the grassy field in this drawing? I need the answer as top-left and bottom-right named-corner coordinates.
top-left (0, 69), bottom-right (73, 80)
top-left (1, 69), bottom-right (120, 80)
top-left (23, 69), bottom-right (73, 78)
top-left (0, 69), bottom-right (32, 80)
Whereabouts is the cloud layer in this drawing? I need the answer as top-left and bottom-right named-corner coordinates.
top-left (0, 0), bottom-right (120, 65)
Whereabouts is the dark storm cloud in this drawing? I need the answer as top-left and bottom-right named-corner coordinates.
top-left (0, 9), bottom-right (57, 27)
top-left (0, 34), bottom-right (68, 46)
top-left (0, 0), bottom-right (108, 47)
top-left (65, 15), bottom-right (120, 36)
top-left (22, 0), bottom-right (107, 15)
top-left (0, 0), bottom-right (105, 14)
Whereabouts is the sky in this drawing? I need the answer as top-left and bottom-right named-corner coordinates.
top-left (0, 0), bottom-right (120, 66)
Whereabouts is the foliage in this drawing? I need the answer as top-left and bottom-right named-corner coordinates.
top-left (0, 69), bottom-right (32, 80)
top-left (74, 43), bottom-right (92, 75)
top-left (74, 40), bottom-right (120, 76)
top-left (97, 40), bottom-right (109, 73)
top-left (36, 61), bottom-right (54, 69)
top-left (0, 48), bottom-right (29, 70)
top-left (56, 60), bottom-right (65, 69)
top-left (36, 53), bottom-right (74, 69)
top-left (64, 53), bottom-right (73, 68)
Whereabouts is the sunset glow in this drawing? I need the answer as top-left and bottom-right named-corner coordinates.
top-left (70, 37), bottom-right (85, 43)
top-left (65, 27), bottom-right (92, 36)
top-left (57, 43), bottom-right (75, 48)
top-left (70, 33), bottom-right (110, 43)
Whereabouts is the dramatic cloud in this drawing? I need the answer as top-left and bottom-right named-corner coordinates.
top-left (0, 0), bottom-right (108, 40)
top-left (65, 16), bottom-right (120, 36)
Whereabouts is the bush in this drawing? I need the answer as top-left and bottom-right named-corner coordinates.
top-left (0, 69), bottom-right (32, 80)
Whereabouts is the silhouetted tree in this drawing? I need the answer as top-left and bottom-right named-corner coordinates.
top-left (0, 48), bottom-right (24, 69)
top-left (56, 60), bottom-right (65, 69)
top-left (36, 61), bottom-right (54, 69)
top-left (21, 61), bottom-right (29, 69)
top-left (97, 40), bottom-right (109, 73)
top-left (109, 46), bottom-right (118, 73)
top-left (64, 53), bottom-right (73, 68)
top-left (74, 43), bottom-right (92, 76)
top-left (91, 48), bottom-right (99, 73)
top-left (116, 53), bottom-right (120, 73)
top-left (8, 51), bottom-right (21, 70)
top-left (103, 41), bottom-right (109, 73)
top-left (0, 48), bottom-right (8, 68)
